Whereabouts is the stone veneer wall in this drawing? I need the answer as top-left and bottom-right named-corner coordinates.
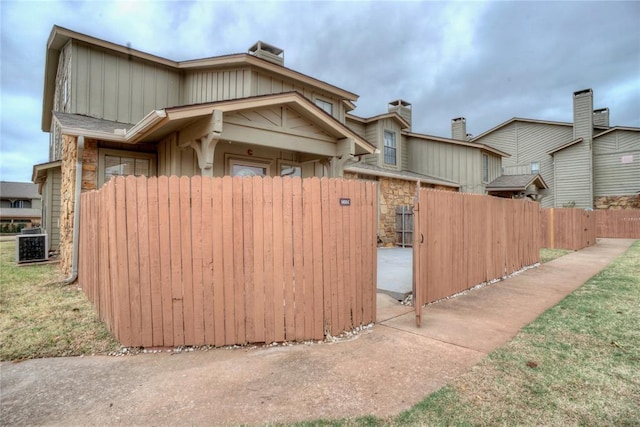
top-left (594, 195), bottom-right (640, 210)
top-left (378, 177), bottom-right (417, 246)
top-left (59, 136), bottom-right (99, 275)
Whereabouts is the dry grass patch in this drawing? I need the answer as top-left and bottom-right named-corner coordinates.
top-left (0, 240), bottom-right (119, 361)
top-left (540, 247), bottom-right (572, 263)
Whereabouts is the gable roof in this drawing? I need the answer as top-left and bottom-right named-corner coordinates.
top-left (50, 92), bottom-right (376, 155)
top-left (486, 174), bottom-right (548, 191)
top-left (547, 137), bottom-right (583, 155)
top-left (346, 112), bottom-right (411, 129)
top-left (404, 131), bottom-right (510, 157)
top-left (594, 126), bottom-right (640, 138)
top-left (43, 25), bottom-right (360, 132)
top-left (471, 117), bottom-right (573, 142)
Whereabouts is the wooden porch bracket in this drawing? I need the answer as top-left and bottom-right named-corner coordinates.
top-left (178, 110), bottom-right (223, 176)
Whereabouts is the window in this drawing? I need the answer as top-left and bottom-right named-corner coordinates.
top-left (229, 158), bottom-right (271, 177)
top-left (384, 130), bottom-right (396, 165)
top-left (482, 154), bottom-right (489, 183)
top-left (10, 200), bottom-right (25, 209)
top-left (314, 98), bottom-right (333, 115)
top-left (531, 161), bottom-right (540, 174)
top-left (99, 149), bottom-right (156, 186)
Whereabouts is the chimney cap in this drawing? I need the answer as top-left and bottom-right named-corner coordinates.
top-left (594, 107), bottom-right (609, 113)
top-left (452, 117), bottom-right (466, 123)
top-left (573, 88), bottom-right (593, 97)
top-left (388, 99), bottom-right (412, 108)
top-left (249, 40), bottom-right (283, 56)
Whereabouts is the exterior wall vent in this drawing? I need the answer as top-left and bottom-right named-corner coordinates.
top-left (248, 41), bottom-right (284, 66)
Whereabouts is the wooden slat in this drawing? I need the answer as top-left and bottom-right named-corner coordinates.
top-left (212, 177), bottom-right (225, 347)
top-left (333, 179), bottom-right (345, 332)
top-left (271, 177), bottom-right (285, 342)
top-left (328, 179), bottom-right (339, 335)
top-left (190, 176), bottom-right (205, 345)
top-left (147, 177), bottom-right (164, 347)
top-left (263, 177), bottom-right (275, 343)
top-left (252, 176), bottom-right (265, 343)
top-left (221, 176), bottom-right (235, 345)
top-left (320, 178), bottom-right (332, 334)
top-left (311, 177), bottom-right (324, 340)
top-left (302, 178), bottom-right (314, 339)
top-left (135, 176), bottom-right (153, 348)
top-left (282, 178), bottom-right (295, 341)
top-left (114, 177), bottom-right (132, 345)
top-left (242, 178), bottom-right (255, 343)
top-left (157, 176), bottom-right (173, 347)
top-left (201, 177), bottom-right (215, 345)
top-left (292, 177), bottom-right (305, 341)
top-left (232, 177), bottom-right (246, 344)
top-left (169, 176), bottom-right (184, 346)
top-left (125, 176), bottom-right (142, 346)
top-left (179, 177), bottom-right (194, 345)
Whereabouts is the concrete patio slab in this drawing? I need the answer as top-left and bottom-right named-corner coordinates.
top-left (377, 247), bottom-right (413, 300)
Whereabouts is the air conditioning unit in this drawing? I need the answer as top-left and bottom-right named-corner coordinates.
top-left (16, 234), bottom-right (48, 263)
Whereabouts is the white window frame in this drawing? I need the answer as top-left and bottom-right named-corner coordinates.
top-left (98, 148), bottom-right (156, 187)
top-left (314, 97), bottom-right (333, 116)
top-left (482, 153), bottom-right (489, 183)
top-left (383, 130), bottom-right (397, 166)
top-left (227, 156), bottom-right (272, 177)
top-left (531, 161), bottom-right (540, 174)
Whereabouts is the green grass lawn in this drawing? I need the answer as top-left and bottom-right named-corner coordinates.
top-left (293, 241), bottom-right (640, 426)
top-left (539, 247), bottom-right (572, 263)
top-left (0, 240), bottom-right (119, 361)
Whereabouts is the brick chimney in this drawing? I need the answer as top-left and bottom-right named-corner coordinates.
top-left (388, 100), bottom-right (412, 130)
top-left (451, 117), bottom-right (466, 141)
top-left (593, 107), bottom-right (609, 128)
top-left (248, 41), bottom-right (284, 66)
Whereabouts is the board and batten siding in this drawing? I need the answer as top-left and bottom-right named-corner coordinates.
top-left (593, 130), bottom-right (640, 196)
top-left (42, 168), bottom-right (62, 251)
top-left (476, 121), bottom-right (572, 208)
top-left (251, 70), bottom-right (346, 123)
top-left (553, 141), bottom-right (593, 208)
top-left (70, 42), bottom-right (181, 125)
top-left (408, 138), bottom-right (498, 194)
top-left (182, 68), bottom-right (252, 104)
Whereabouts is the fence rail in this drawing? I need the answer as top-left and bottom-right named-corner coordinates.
top-left (414, 190), bottom-right (540, 325)
top-left (79, 175), bottom-right (377, 348)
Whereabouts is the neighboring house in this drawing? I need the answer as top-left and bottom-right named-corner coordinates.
top-left (469, 89), bottom-right (640, 209)
top-left (0, 181), bottom-right (42, 229)
top-left (344, 101), bottom-right (509, 244)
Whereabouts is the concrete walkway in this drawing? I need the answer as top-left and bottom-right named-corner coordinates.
top-left (1, 239), bottom-right (635, 426)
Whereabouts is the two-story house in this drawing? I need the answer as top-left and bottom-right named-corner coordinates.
top-left (35, 25), bottom-right (512, 262)
top-left (470, 89), bottom-right (640, 209)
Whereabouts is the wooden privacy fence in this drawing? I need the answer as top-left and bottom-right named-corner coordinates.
top-left (78, 175), bottom-right (377, 348)
top-left (595, 209), bottom-right (640, 238)
top-left (413, 190), bottom-right (540, 326)
top-left (541, 208), bottom-right (596, 250)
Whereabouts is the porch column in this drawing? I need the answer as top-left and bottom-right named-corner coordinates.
top-left (178, 110), bottom-right (223, 177)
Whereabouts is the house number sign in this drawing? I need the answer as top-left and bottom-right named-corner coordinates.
top-left (340, 198), bottom-right (351, 206)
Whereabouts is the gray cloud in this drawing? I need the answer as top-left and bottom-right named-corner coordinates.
top-left (1, 0), bottom-right (638, 182)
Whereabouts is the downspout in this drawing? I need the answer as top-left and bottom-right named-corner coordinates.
top-left (64, 135), bottom-right (84, 285)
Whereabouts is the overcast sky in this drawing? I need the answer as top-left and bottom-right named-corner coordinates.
top-left (1, 0), bottom-right (639, 183)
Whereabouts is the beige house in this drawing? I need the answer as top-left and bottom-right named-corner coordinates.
top-left (0, 181), bottom-right (42, 229)
top-left (470, 89), bottom-right (640, 209)
top-left (36, 25), bottom-right (514, 260)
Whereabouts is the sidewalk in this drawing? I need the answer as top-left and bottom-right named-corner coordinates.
top-left (1, 239), bottom-right (635, 426)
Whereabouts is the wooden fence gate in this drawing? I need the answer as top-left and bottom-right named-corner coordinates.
top-left (79, 175), bottom-right (377, 348)
top-left (413, 189), bottom-right (541, 326)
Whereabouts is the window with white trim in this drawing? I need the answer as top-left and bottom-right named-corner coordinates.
top-left (99, 149), bottom-right (156, 186)
top-left (482, 154), bottom-right (489, 183)
top-left (531, 161), bottom-right (540, 174)
top-left (384, 130), bottom-right (396, 165)
top-left (229, 158), bottom-right (271, 177)
top-left (314, 98), bottom-right (333, 115)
